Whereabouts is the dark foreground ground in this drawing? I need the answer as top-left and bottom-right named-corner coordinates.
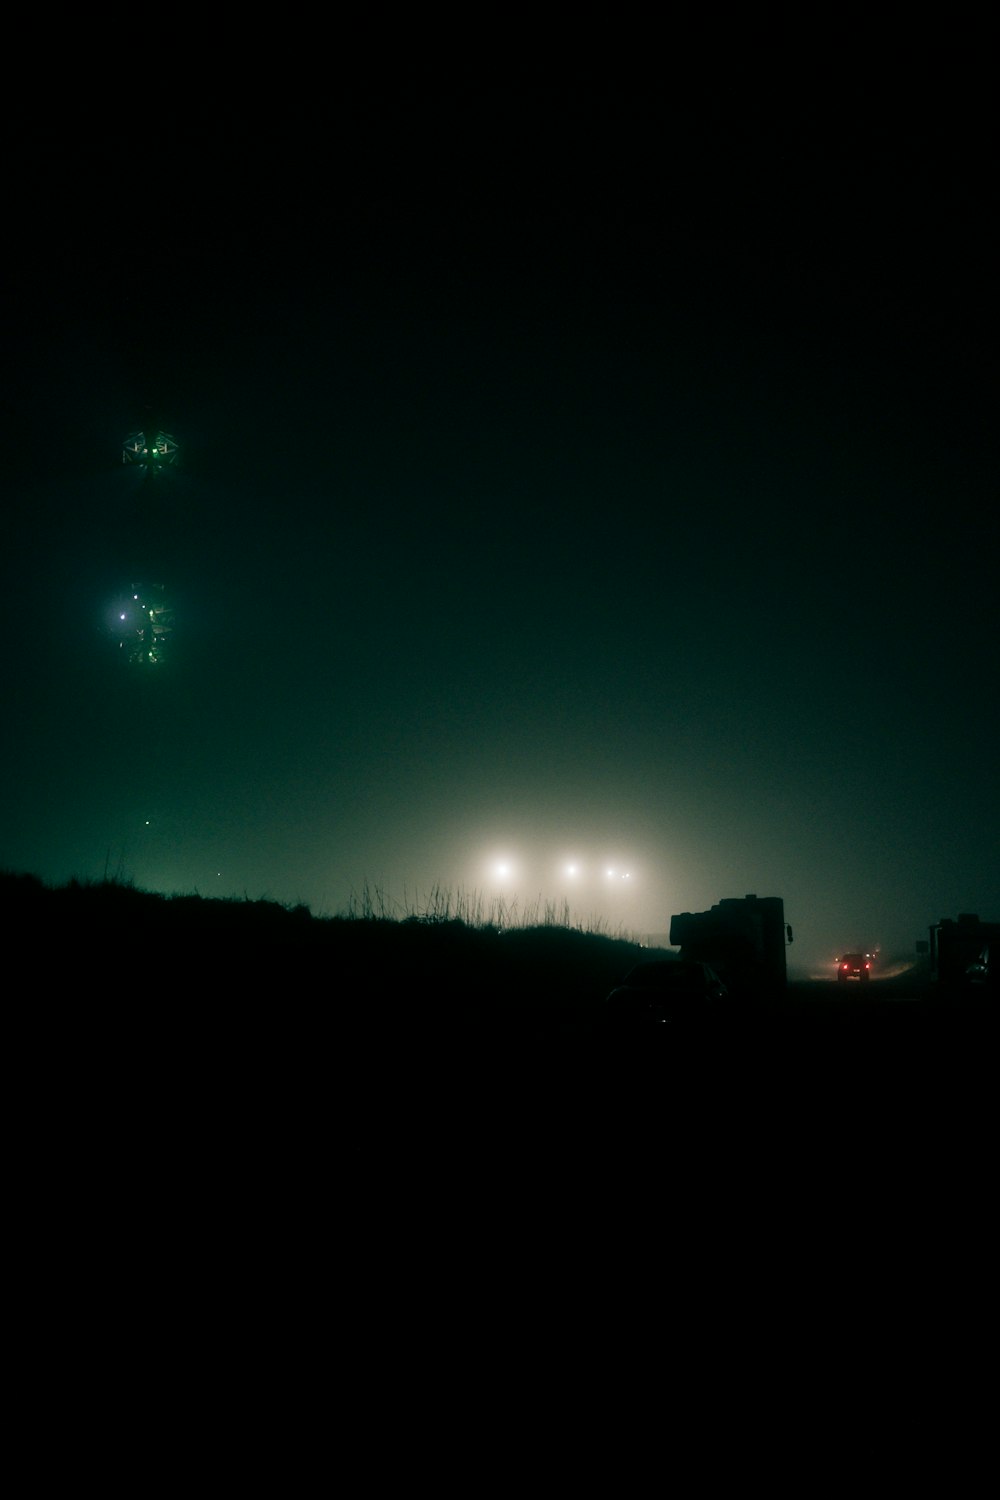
top-left (7, 873), bottom-right (991, 1481)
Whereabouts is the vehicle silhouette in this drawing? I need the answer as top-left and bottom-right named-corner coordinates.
top-left (837, 953), bottom-right (872, 983)
top-left (598, 959), bottom-right (729, 1030)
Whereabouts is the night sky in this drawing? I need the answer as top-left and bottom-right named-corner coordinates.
top-left (3, 72), bottom-right (997, 974)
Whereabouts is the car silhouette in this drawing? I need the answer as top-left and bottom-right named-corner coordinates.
top-left (598, 959), bottom-right (730, 1030)
top-left (837, 953), bottom-right (872, 983)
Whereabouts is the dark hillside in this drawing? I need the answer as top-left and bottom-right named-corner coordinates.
top-left (1, 870), bottom-right (649, 1030)
top-left (5, 872), bottom-right (993, 1205)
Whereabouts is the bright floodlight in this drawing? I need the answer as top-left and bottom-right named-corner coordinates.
top-left (487, 853), bottom-right (522, 885)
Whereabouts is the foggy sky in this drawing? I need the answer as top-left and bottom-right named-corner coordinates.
top-left (3, 81), bottom-right (997, 974)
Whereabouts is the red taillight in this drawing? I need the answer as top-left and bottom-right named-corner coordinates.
top-left (841, 963), bottom-right (849, 971)
top-left (865, 962), bottom-right (871, 970)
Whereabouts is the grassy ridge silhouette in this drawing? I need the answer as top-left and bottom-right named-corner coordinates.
top-left (0, 869), bottom-right (653, 1037)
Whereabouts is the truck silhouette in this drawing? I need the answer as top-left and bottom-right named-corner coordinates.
top-left (928, 913), bottom-right (999, 996)
top-left (669, 894), bottom-right (792, 1001)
